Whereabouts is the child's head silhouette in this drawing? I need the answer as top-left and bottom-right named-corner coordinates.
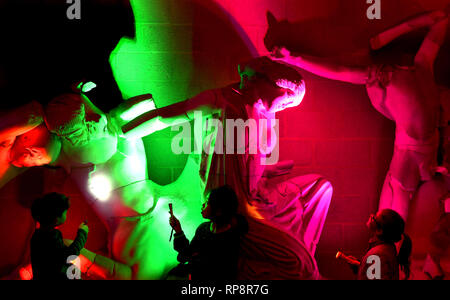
top-left (202, 185), bottom-right (239, 226)
top-left (31, 193), bottom-right (70, 227)
top-left (367, 209), bottom-right (405, 243)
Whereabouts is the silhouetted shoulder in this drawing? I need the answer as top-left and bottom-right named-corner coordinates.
top-left (196, 222), bottom-right (211, 234)
top-left (235, 214), bottom-right (249, 235)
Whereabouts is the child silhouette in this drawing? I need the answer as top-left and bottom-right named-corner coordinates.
top-left (30, 192), bottom-right (88, 280)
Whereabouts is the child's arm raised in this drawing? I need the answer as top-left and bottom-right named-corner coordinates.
top-left (62, 222), bottom-right (89, 258)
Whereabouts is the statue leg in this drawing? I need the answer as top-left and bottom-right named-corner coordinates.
top-left (384, 134), bottom-right (438, 221)
top-left (78, 247), bottom-right (133, 280)
top-left (63, 239), bottom-right (133, 280)
top-left (296, 175), bottom-right (333, 255)
top-left (424, 201), bottom-right (450, 279)
top-left (259, 174), bottom-right (333, 256)
top-left (379, 172), bottom-right (415, 221)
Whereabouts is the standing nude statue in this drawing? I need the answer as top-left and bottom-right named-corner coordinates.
top-left (269, 9), bottom-right (449, 222)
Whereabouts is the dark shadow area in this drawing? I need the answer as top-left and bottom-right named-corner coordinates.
top-left (0, 0), bottom-right (134, 278)
top-left (0, 0), bottom-right (135, 111)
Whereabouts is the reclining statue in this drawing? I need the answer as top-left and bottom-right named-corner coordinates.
top-left (1, 57), bottom-right (332, 279)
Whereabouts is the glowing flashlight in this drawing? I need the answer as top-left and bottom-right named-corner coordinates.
top-left (88, 173), bottom-right (112, 202)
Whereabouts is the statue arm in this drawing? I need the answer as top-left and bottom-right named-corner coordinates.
top-left (122, 89), bottom-right (222, 139)
top-left (61, 229), bottom-right (88, 258)
top-left (414, 16), bottom-right (448, 71)
top-left (0, 101), bottom-right (44, 189)
top-left (272, 48), bottom-right (368, 85)
top-left (0, 101), bottom-right (44, 141)
top-left (370, 10), bottom-right (448, 51)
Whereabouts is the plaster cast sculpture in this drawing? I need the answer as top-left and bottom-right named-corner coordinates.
top-left (1, 89), bottom-right (213, 279)
top-left (0, 91), bottom-right (167, 279)
top-left (268, 9), bottom-right (449, 222)
top-left (1, 57), bottom-right (332, 280)
top-left (121, 56), bottom-right (333, 279)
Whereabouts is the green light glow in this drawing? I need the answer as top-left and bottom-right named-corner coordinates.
top-left (120, 99), bottom-right (156, 121)
top-left (101, 0), bottom-right (231, 279)
top-left (125, 116), bottom-right (169, 140)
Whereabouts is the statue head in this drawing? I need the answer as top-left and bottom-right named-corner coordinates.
top-left (44, 93), bottom-right (89, 146)
top-left (238, 56), bottom-right (305, 113)
top-left (44, 93), bottom-right (119, 165)
top-left (9, 124), bottom-right (61, 167)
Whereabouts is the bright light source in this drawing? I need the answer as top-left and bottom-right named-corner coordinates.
top-left (88, 173), bottom-right (112, 202)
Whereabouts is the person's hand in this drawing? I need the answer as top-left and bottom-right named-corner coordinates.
top-left (343, 255), bottom-right (360, 274)
top-left (169, 215), bottom-right (182, 234)
top-left (270, 46), bottom-right (291, 60)
top-left (435, 165), bottom-right (449, 176)
top-left (71, 80), bottom-right (97, 93)
top-left (79, 222), bottom-right (89, 234)
top-left (80, 81), bottom-right (97, 93)
top-left (346, 255), bottom-right (359, 261)
top-left (431, 10), bottom-right (448, 22)
top-left (370, 35), bottom-right (382, 50)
